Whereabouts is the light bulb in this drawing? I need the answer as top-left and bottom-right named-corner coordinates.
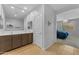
top-left (14, 14), bottom-right (17, 17)
top-left (11, 6), bottom-right (15, 9)
top-left (63, 20), bottom-right (68, 23)
top-left (24, 7), bottom-right (27, 10)
top-left (22, 10), bottom-right (25, 13)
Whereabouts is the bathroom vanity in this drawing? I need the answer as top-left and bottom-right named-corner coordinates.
top-left (0, 5), bottom-right (33, 54)
top-left (0, 31), bottom-right (33, 54)
top-left (0, 4), bottom-right (45, 54)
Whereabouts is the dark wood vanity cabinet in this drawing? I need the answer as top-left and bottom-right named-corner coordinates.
top-left (0, 35), bottom-right (12, 54)
top-left (21, 34), bottom-right (28, 45)
top-left (12, 34), bottom-right (22, 49)
top-left (0, 33), bottom-right (33, 54)
top-left (21, 33), bottom-right (33, 45)
top-left (28, 33), bottom-right (33, 44)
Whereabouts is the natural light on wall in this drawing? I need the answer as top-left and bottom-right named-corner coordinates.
top-left (62, 20), bottom-right (75, 31)
top-left (63, 19), bottom-right (68, 23)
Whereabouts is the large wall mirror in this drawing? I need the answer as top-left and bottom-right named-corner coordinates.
top-left (5, 18), bottom-right (24, 31)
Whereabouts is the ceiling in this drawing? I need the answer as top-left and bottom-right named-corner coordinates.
top-left (2, 4), bottom-right (79, 20)
top-left (2, 4), bottom-right (39, 20)
top-left (50, 4), bottom-right (79, 14)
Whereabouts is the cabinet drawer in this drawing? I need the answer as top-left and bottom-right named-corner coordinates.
top-left (0, 35), bottom-right (12, 54)
top-left (28, 33), bottom-right (33, 44)
top-left (22, 34), bottom-right (28, 45)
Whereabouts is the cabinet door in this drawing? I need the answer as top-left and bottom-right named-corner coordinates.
top-left (22, 34), bottom-right (28, 45)
top-left (28, 33), bottom-right (33, 44)
top-left (12, 34), bottom-right (22, 49)
top-left (0, 35), bottom-right (12, 54)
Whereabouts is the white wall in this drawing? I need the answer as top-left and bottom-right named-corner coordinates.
top-left (33, 5), bottom-right (44, 49)
top-left (24, 10), bottom-right (37, 32)
top-left (57, 8), bottom-right (79, 21)
top-left (44, 5), bottom-right (56, 49)
top-left (27, 5), bottom-right (56, 49)
top-left (0, 4), bottom-right (2, 15)
top-left (0, 4), bottom-right (6, 30)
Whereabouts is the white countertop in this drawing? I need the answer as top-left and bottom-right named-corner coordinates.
top-left (0, 30), bottom-right (33, 36)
